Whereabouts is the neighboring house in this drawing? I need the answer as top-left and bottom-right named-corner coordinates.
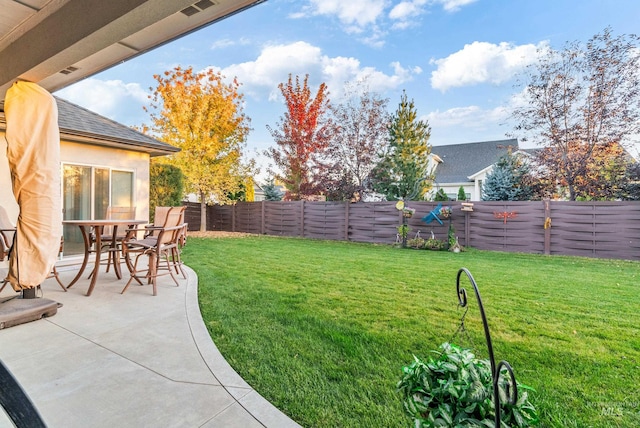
top-left (0, 97), bottom-right (178, 255)
top-left (429, 139), bottom-right (521, 201)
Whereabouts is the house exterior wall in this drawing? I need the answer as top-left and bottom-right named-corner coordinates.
top-left (0, 132), bottom-right (150, 265)
top-left (60, 140), bottom-right (150, 222)
top-left (1, 134), bottom-right (150, 223)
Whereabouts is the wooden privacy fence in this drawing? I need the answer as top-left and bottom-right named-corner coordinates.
top-left (184, 200), bottom-right (640, 261)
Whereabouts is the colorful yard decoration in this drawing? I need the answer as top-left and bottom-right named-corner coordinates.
top-left (493, 211), bottom-right (517, 224)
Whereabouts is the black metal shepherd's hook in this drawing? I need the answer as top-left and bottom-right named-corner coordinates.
top-left (456, 268), bottom-right (517, 428)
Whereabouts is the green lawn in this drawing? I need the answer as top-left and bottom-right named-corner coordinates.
top-left (182, 235), bottom-right (640, 428)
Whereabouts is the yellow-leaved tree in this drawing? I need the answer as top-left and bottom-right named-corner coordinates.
top-left (146, 66), bottom-right (252, 231)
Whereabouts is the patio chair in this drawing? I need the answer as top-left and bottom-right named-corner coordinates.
top-left (144, 206), bottom-right (187, 278)
top-left (121, 208), bottom-right (185, 296)
top-left (1, 236), bottom-right (66, 293)
top-left (92, 206), bottom-right (136, 273)
top-left (0, 206), bottom-right (16, 293)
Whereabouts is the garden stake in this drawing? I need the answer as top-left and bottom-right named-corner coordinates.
top-left (456, 268), bottom-right (518, 428)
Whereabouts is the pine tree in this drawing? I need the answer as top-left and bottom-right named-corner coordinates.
top-left (482, 153), bottom-right (532, 201)
top-left (457, 186), bottom-right (467, 201)
top-left (372, 91), bottom-right (432, 200)
top-left (434, 188), bottom-right (449, 201)
top-left (263, 180), bottom-right (283, 201)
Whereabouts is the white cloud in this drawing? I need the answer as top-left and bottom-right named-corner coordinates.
top-left (436, 0), bottom-right (478, 12)
top-left (426, 105), bottom-right (508, 128)
top-left (299, 0), bottom-right (387, 31)
top-left (210, 37), bottom-right (250, 50)
top-left (55, 78), bottom-right (149, 123)
top-left (430, 41), bottom-right (548, 92)
top-left (215, 41), bottom-right (421, 102)
top-left (294, 0), bottom-right (478, 45)
top-left (389, 0), bottom-right (428, 29)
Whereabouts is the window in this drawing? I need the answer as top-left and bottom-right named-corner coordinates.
top-left (62, 164), bottom-right (134, 255)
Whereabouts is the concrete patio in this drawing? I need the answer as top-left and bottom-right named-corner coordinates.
top-left (0, 264), bottom-right (301, 428)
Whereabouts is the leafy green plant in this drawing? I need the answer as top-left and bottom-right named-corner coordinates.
top-left (448, 225), bottom-right (456, 249)
top-left (397, 224), bottom-right (410, 241)
top-left (425, 237), bottom-right (444, 250)
top-left (398, 343), bottom-right (539, 427)
top-left (407, 237), bottom-right (426, 249)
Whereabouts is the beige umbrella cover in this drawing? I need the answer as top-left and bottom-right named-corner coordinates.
top-left (4, 81), bottom-right (61, 291)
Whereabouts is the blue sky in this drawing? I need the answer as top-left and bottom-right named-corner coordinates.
top-left (56, 0), bottom-right (640, 178)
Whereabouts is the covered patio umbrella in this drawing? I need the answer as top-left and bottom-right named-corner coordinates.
top-left (0, 81), bottom-right (60, 425)
top-left (4, 81), bottom-right (61, 293)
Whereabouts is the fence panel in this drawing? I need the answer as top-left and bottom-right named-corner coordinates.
top-left (184, 202), bottom-right (200, 231)
top-left (468, 202), bottom-right (545, 254)
top-left (303, 202), bottom-right (347, 240)
top-left (209, 204), bottom-right (233, 231)
top-left (549, 201), bottom-right (640, 260)
top-left (234, 202), bottom-right (263, 234)
top-left (347, 203), bottom-right (399, 243)
top-left (264, 201), bottom-right (303, 236)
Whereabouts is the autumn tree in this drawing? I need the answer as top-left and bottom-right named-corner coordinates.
top-left (511, 28), bottom-right (640, 200)
top-left (619, 162), bottom-right (640, 200)
top-left (146, 66), bottom-right (251, 231)
top-left (535, 142), bottom-right (631, 200)
top-left (265, 74), bottom-right (333, 200)
top-left (372, 91), bottom-right (432, 201)
top-left (321, 79), bottom-right (390, 201)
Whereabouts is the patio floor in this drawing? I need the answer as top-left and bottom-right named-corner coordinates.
top-left (0, 263), bottom-right (301, 428)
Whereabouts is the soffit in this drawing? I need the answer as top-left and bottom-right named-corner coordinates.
top-left (0, 0), bottom-right (265, 101)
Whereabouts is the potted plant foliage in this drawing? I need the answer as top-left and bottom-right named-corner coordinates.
top-left (407, 236), bottom-right (426, 249)
top-left (398, 342), bottom-right (539, 427)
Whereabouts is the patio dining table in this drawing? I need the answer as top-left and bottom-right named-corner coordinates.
top-left (62, 219), bottom-right (147, 296)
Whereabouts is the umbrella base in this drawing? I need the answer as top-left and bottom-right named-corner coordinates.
top-left (0, 295), bottom-right (60, 329)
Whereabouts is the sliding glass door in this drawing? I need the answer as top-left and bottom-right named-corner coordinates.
top-left (62, 164), bottom-right (134, 255)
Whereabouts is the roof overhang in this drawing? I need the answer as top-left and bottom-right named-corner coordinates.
top-left (0, 0), bottom-right (266, 102)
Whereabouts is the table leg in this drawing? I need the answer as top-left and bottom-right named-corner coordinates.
top-left (64, 225), bottom-right (91, 289)
top-left (111, 225), bottom-right (122, 280)
top-left (86, 225), bottom-right (103, 296)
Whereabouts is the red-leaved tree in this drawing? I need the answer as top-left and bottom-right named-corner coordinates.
top-left (265, 74), bottom-right (333, 200)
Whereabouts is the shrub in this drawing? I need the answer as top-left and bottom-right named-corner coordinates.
top-left (398, 343), bottom-right (539, 427)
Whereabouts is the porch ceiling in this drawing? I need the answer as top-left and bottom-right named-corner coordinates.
top-left (0, 0), bottom-right (265, 102)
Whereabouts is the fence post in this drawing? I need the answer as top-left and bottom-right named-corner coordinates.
top-left (261, 200), bottom-right (266, 235)
top-left (300, 200), bottom-right (305, 237)
top-left (464, 209), bottom-right (470, 248)
top-left (232, 203), bottom-right (236, 232)
top-left (544, 199), bottom-right (551, 255)
top-left (345, 201), bottom-right (350, 241)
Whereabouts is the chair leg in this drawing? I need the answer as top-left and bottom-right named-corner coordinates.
top-left (0, 278), bottom-right (9, 293)
top-left (50, 267), bottom-right (67, 292)
top-left (121, 252), bottom-right (146, 294)
top-left (149, 252), bottom-right (158, 296)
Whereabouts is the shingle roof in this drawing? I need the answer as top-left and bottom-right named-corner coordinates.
top-left (431, 139), bottom-right (518, 183)
top-left (0, 97), bottom-right (178, 157)
top-left (55, 97), bottom-right (178, 157)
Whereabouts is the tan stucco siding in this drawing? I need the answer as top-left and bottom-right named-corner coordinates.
top-left (60, 140), bottom-right (150, 222)
top-left (1, 132), bottom-right (150, 267)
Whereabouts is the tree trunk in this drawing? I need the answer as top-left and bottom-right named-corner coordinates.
top-left (199, 191), bottom-right (207, 232)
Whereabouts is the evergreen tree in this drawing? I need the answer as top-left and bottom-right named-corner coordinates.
top-left (434, 188), bottom-right (449, 201)
top-left (372, 91), bottom-right (432, 200)
top-left (263, 180), bottom-right (283, 201)
top-left (457, 186), bottom-right (467, 201)
top-left (482, 152), bottom-right (532, 201)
